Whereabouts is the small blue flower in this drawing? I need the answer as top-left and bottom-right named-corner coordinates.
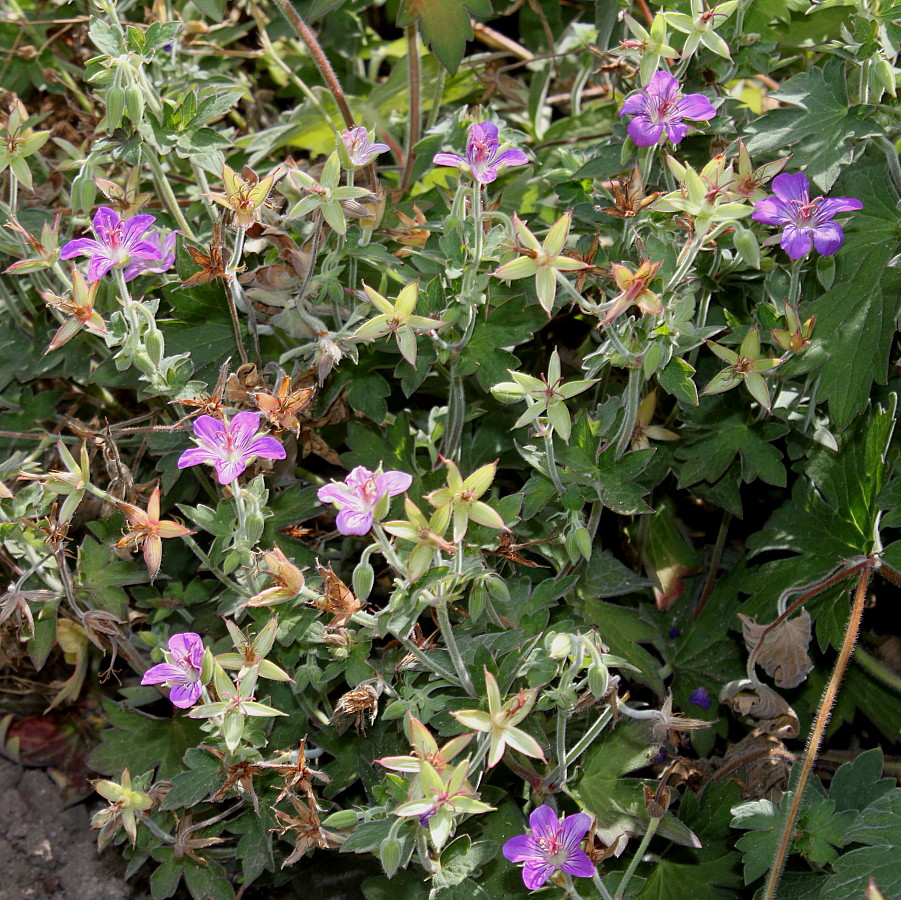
top-left (689, 687), bottom-right (711, 710)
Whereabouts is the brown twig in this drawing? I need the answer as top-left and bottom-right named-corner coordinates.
top-left (762, 565), bottom-right (872, 900)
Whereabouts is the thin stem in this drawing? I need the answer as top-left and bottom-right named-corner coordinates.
top-left (145, 152), bottom-right (197, 240)
top-left (553, 711), bottom-right (568, 787)
top-left (762, 568), bottom-right (872, 900)
top-left (224, 276), bottom-right (249, 366)
top-left (435, 600), bottom-right (476, 696)
top-left (425, 65), bottom-right (446, 130)
top-left (270, 0), bottom-right (355, 129)
top-left (440, 364), bottom-right (465, 462)
top-left (563, 707), bottom-right (613, 769)
top-left (395, 632), bottom-right (460, 684)
top-left (543, 429), bottom-right (565, 493)
top-left (592, 871), bottom-right (615, 900)
top-left (692, 510), bottom-right (732, 622)
top-left (371, 523), bottom-right (407, 575)
top-left (614, 366), bottom-right (642, 457)
top-left (614, 817), bottom-right (660, 900)
top-left (853, 645), bottom-right (901, 695)
top-left (400, 25), bottom-right (421, 193)
top-left (787, 257), bottom-right (804, 307)
top-left (8, 171), bottom-right (17, 213)
top-left (190, 160), bottom-right (216, 220)
top-left (182, 532), bottom-right (252, 598)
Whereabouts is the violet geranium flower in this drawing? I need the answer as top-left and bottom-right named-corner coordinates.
top-left (433, 121), bottom-right (529, 185)
top-left (340, 127), bottom-right (390, 168)
top-left (122, 231), bottom-right (177, 281)
top-left (318, 466), bottom-right (412, 536)
top-left (59, 207), bottom-right (163, 282)
top-left (618, 71), bottom-right (716, 147)
top-left (751, 172), bottom-right (862, 259)
top-left (503, 805), bottom-right (596, 890)
top-left (141, 632), bottom-right (205, 708)
top-left (177, 412), bottom-right (286, 485)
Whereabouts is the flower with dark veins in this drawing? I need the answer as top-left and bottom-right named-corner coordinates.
top-left (177, 412), bottom-right (286, 485)
top-left (433, 121), bottom-right (529, 185)
top-left (503, 805), bottom-right (596, 890)
top-left (619, 71), bottom-right (716, 147)
top-left (751, 172), bottom-right (862, 259)
top-left (60, 207), bottom-right (162, 281)
top-left (141, 632), bottom-right (206, 708)
top-left (317, 466), bottom-right (413, 536)
top-left (340, 126), bottom-right (390, 168)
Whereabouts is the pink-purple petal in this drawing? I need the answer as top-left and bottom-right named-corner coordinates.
top-left (771, 172), bottom-right (810, 203)
top-left (92, 207), bottom-right (121, 233)
top-left (812, 221), bottom-right (844, 256)
top-left (780, 224), bottom-right (814, 259)
top-left (59, 237), bottom-right (103, 259)
top-left (522, 860), bottom-right (555, 891)
top-left (664, 122), bottom-right (689, 145)
top-left (247, 435), bottom-right (287, 460)
top-left (168, 631), bottom-right (203, 663)
top-left (193, 415), bottom-right (227, 446)
top-left (562, 848), bottom-right (596, 879)
top-left (214, 459), bottom-right (248, 485)
top-left (229, 411), bottom-right (263, 448)
top-left (474, 121), bottom-right (499, 144)
top-left (618, 93), bottom-right (648, 117)
top-left (375, 470), bottom-right (413, 496)
top-left (433, 152), bottom-right (466, 168)
top-left (177, 447), bottom-right (217, 469)
top-left (141, 662), bottom-right (187, 685)
top-left (529, 804), bottom-right (561, 837)
top-left (751, 199), bottom-right (792, 225)
top-left (336, 507), bottom-right (374, 536)
top-left (317, 483), bottom-right (360, 506)
top-left (677, 93), bottom-right (716, 121)
top-left (816, 197), bottom-right (863, 218)
top-left (502, 834), bottom-right (540, 863)
top-left (122, 214), bottom-right (158, 243)
top-left (559, 812), bottom-right (592, 849)
top-left (169, 680), bottom-right (202, 708)
top-left (627, 117), bottom-right (664, 147)
top-left (86, 257), bottom-right (115, 281)
top-left (647, 70), bottom-right (679, 99)
top-left (493, 148), bottom-right (529, 168)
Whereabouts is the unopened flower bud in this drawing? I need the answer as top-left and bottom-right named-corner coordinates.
top-left (352, 558), bottom-right (375, 601)
top-left (379, 836), bottom-right (403, 878)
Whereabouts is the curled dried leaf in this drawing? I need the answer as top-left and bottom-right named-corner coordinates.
top-left (720, 678), bottom-right (800, 739)
top-left (740, 610), bottom-right (814, 688)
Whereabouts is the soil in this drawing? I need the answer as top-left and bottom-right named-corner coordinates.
top-left (0, 759), bottom-right (150, 900)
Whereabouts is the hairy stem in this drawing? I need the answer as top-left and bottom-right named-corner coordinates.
top-left (762, 567), bottom-right (871, 900)
top-left (270, 0), bottom-right (355, 129)
top-left (400, 25), bottom-right (421, 193)
top-left (614, 816), bottom-right (660, 900)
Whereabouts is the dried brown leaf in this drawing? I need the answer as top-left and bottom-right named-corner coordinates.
top-left (740, 610), bottom-right (813, 688)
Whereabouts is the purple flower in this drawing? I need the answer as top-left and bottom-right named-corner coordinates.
top-left (433, 121), bottom-right (529, 185)
top-left (317, 466), bottom-right (412, 536)
top-left (618, 72), bottom-right (716, 147)
top-left (503, 805), bottom-right (596, 891)
top-left (341, 127), bottom-right (390, 167)
top-left (689, 686), bottom-right (711, 710)
top-left (177, 412), bottom-right (286, 485)
top-left (141, 632), bottom-right (205, 708)
top-left (751, 172), bottom-right (862, 259)
top-left (59, 207), bottom-right (162, 282)
top-left (122, 231), bottom-right (177, 281)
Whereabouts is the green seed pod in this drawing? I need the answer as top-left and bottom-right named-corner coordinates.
top-left (573, 526), bottom-right (592, 562)
top-left (468, 580), bottom-right (487, 622)
top-left (144, 329), bottom-right (165, 366)
top-left (105, 85), bottom-right (126, 132)
top-left (245, 511), bottom-right (265, 545)
top-left (124, 84), bottom-right (145, 123)
top-left (378, 836), bottom-right (402, 879)
top-left (874, 57), bottom-right (897, 97)
top-left (588, 660), bottom-right (609, 698)
top-left (70, 171), bottom-right (97, 216)
top-left (352, 558), bottom-right (375, 601)
top-left (321, 809), bottom-right (358, 829)
top-left (733, 225), bottom-right (761, 269)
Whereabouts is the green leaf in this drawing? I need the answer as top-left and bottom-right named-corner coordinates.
top-left (744, 59), bottom-right (884, 190)
top-left (658, 357), bottom-right (699, 406)
top-left (579, 550), bottom-right (655, 598)
top-left (795, 800), bottom-right (855, 866)
top-left (637, 782), bottom-right (744, 899)
top-left (345, 371), bottom-right (391, 423)
top-left (150, 857), bottom-right (184, 899)
top-left (576, 721), bottom-right (700, 848)
top-left (182, 859), bottom-right (236, 900)
top-left (159, 748), bottom-right (221, 810)
top-left (829, 747), bottom-right (895, 813)
top-left (432, 835), bottom-right (497, 891)
top-left (801, 155), bottom-right (901, 429)
top-left (397, 0), bottom-right (493, 74)
top-left (675, 409), bottom-right (787, 489)
top-left (579, 599), bottom-right (663, 693)
top-left (819, 846), bottom-right (901, 900)
top-left (77, 536), bottom-right (144, 617)
top-left (88, 699), bottom-right (205, 780)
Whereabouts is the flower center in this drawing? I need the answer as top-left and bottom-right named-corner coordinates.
top-left (537, 833), bottom-right (568, 865)
top-left (791, 195), bottom-right (819, 224)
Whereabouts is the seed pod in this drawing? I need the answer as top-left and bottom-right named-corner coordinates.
top-left (352, 558), bottom-right (374, 601)
top-left (733, 226), bottom-right (761, 269)
top-left (105, 85), bottom-right (126, 131)
top-left (378, 836), bottom-right (402, 879)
